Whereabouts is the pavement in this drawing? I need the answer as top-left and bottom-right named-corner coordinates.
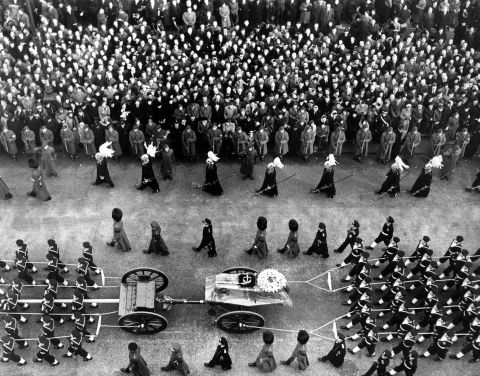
top-left (0, 148), bottom-right (479, 376)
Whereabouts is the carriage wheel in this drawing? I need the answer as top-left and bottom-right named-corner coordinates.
top-left (121, 268), bottom-right (169, 292)
top-left (222, 266), bottom-right (258, 275)
top-left (216, 311), bottom-right (265, 333)
top-left (118, 312), bottom-right (168, 335)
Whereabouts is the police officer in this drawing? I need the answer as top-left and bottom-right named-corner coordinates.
top-left (333, 220), bottom-right (360, 253)
top-left (367, 217), bottom-right (394, 251)
top-left (33, 334), bottom-right (60, 366)
top-left (63, 329), bottom-right (93, 361)
top-left (0, 334), bottom-right (27, 366)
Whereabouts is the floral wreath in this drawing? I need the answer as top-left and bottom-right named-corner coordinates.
top-left (257, 269), bottom-right (287, 293)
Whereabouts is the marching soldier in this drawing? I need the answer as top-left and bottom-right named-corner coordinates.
top-left (41, 292), bottom-right (65, 324)
top-left (390, 330), bottom-right (417, 358)
top-left (192, 218), bottom-right (217, 257)
top-left (446, 302), bottom-right (477, 332)
top-left (82, 242), bottom-right (101, 275)
top-left (160, 342), bottom-right (190, 375)
top-left (372, 237), bottom-right (401, 273)
top-left (73, 311), bottom-right (95, 343)
top-left (44, 278), bottom-right (67, 311)
top-left (416, 305), bottom-right (446, 343)
top-left (381, 314), bottom-right (415, 343)
top-left (438, 235), bottom-right (464, 278)
top-left (319, 333), bottom-right (346, 367)
top-left (334, 220), bottom-right (360, 253)
top-left (41, 315), bottom-right (64, 349)
top-left (71, 289), bottom-right (95, 324)
top-left (343, 252), bottom-right (370, 284)
top-left (381, 302), bottom-right (412, 332)
top-left (10, 279), bottom-right (29, 310)
top-left (348, 327), bottom-right (379, 357)
top-left (46, 239), bottom-right (69, 273)
top-left (405, 236), bottom-right (430, 267)
top-left (421, 332), bottom-right (453, 360)
top-left (76, 257), bottom-right (100, 290)
top-left (361, 350), bottom-right (391, 376)
top-left (3, 291), bottom-right (28, 323)
top-left (450, 331), bottom-right (480, 363)
top-left (337, 238), bottom-right (365, 269)
top-left (410, 274), bottom-right (438, 305)
top-left (46, 254), bottom-right (68, 286)
top-left (0, 334), bottom-right (27, 366)
top-left (388, 350), bottom-right (418, 376)
top-left (63, 329), bottom-right (93, 361)
top-left (367, 217), bottom-right (395, 251)
top-left (16, 256), bottom-right (36, 285)
top-left (15, 239), bottom-right (38, 273)
top-left (33, 334), bottom-right (60, 366)
top-left (3, 316), bottom-right (28, 348)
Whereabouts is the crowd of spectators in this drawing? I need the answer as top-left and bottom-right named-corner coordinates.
top-left (0, 0), bottom-right (480, 166)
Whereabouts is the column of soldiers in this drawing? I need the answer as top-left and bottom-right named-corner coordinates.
top-left (0, 239), bottom-right (101, 366)
top-left (333, 218), bottom-right (480, 376)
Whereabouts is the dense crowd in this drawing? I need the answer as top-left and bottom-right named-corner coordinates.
top-left (0, 0), bottom-right (480, 171)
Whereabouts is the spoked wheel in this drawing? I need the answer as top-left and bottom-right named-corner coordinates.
top-left (216, 310), bottom-right (265, 333)
top-left (121, 268), bottom-right (169, 292)
top-left (223, 266), bottom-right (257, 274)
top-left (118, 312), bottom-right (168, 334)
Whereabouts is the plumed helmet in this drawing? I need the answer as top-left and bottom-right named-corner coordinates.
top-left (288, 219), bottom-right (299, 232)
top-left (112, 208), bottom-right (123, 222)
top-left (263, 330), bottom-right (274, 344)
top-left (297, 329), bottom-right (310, 344)
top-left (257, 216), bottom-right (267, 231)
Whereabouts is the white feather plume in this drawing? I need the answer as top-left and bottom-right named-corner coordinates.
top-left (145, 142), bottom-right (157, 158)
top-left (207, 151), bottom-right (219, 162)
top-left (273, 157), bottom-right (284, 169)
top-left (392, 156), bottom-right (410, 171)
top-left (324, 154), bottom-right (338, 168)
top-left (426, 155), bottom-right (443, 169)
top-left (98, 142), bottom-right (114, 158)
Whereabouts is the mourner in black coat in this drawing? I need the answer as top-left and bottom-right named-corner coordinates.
top-left (409, 166), bottom-right (432, 197)
top-left (204, 337), bottom-right (232, 370)
top-left (192, 218), bottom-right (217, 257)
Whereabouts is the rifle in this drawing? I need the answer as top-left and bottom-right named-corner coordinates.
top-left (310, 173), bottom-right (355, 194)
top-left (193, 174), bottom-right (236, 189)
top-left (254, 173), bottom-right (296, 196)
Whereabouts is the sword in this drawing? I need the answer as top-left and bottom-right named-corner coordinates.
top-left (411, 185), bottom-right (430, 196)
top-left (310, 173), bottom-right (355, 194)
top-left (254, 173), bottom-right (296, 196)
top-left (193, 174), bottom-right (236, 189)
top-left (375, 172), bottom-right (410, 201)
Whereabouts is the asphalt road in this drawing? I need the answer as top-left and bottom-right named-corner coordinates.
top-left (0, 149), bottom-right (479, 376)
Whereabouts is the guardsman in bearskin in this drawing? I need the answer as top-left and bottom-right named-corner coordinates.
top-left (41, 314), bottom-right (64, 349)
top-left (0, 334), bottom-right (27, 366)
top-left (367, 217), bottom-right (394, 251)
top-left (245, 216), bottom-right (269, 259)
top-left (33, 334), bottom-right (60, 366)
top-left (63, 329), bottom-right (93, 361)
top-left (319, 333), bottom-right (346, 367)
top-left (46, 239), bottom-right (69, 273)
